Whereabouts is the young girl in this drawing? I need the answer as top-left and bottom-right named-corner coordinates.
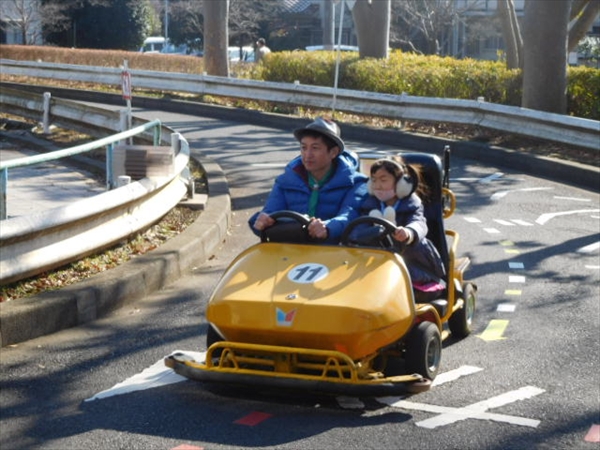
top-left (360, 157), bottom-right (446, 300)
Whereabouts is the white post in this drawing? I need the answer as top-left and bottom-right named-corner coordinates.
top-left (42, 92), bottom-right (51, 134)
top-left (332, 0), bottom-right (346, 114)
top-left (119, 109), bottom-right (128, 146)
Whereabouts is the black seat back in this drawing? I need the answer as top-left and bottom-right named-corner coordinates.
top-left (400, 152), bottom-right (449, 280)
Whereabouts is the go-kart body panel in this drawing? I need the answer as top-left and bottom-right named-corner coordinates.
top-left (207, 242), bottom-right (416, 360)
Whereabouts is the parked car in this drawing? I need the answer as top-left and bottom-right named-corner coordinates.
top-left (228, 46), bottom-right (255, 62)
top-left (139, 36), bottom-right (166, 53)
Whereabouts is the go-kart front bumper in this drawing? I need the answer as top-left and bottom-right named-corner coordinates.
top-left (164, 342), bottom-right (431, 396)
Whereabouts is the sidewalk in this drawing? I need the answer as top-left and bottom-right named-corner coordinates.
top-left (1, 143), bottom-right (105, 219)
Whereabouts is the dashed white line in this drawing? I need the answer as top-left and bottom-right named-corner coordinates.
top-left (510, 219), bottom-right (534, 226)
top-left (509, 275), bottom-right (526, 283)
top-left (484, 228), bottom-right (501, 234)
top-left (464, 217), bottom-right (482, 223)
top-left (497, 304), bottom-right (516, 312)
top-left (494, 219), bottom-right (515, 226)
top-left (509, 262), bottom-right (525, 269)
top-left (577, 242), bottom-right (600, 253)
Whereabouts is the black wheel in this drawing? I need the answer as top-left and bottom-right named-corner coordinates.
top-left (206, 324), bottom-right (224, 358)
top-left (405, 321), bottom-right (442, 380)
top-left (448, 282), bottom-right (476, 338)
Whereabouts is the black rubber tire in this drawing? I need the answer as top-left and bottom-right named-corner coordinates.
top-left (405, 321), bottom-right (442, 381)
top-left (206, 324), bottom-right (224, 358)
top-left (448, 283), bottom-right (476, 338)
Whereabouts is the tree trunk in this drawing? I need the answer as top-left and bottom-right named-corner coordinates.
top-left (204, 0), bottom-right (229, 77)
top-left (567, 0), bottom-right (600, 53)
top-left (323, 0), bottom-right (335, 49)
top-left (497, 0), bottom-right (522, 69)
top-left (352, 0), bottom-right (390, 59)
top-left (522, 0), bottom-right (570, 114)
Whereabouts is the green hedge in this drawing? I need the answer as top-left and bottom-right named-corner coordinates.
top-left (2, 45), bottom-right (598, 120)
top-left (260, 50), bottom-right (598, 120)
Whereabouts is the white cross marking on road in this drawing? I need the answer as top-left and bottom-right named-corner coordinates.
top-left (389, 386), bottom-right (544, 429)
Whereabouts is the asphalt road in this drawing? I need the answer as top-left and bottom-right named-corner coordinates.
top-left (1, 109), bottom-right (598, 450)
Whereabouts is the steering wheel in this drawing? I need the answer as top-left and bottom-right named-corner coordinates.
top-left (340, 216), bottom-right (401, 250)
top-left (260, 210), bottom-right (312, 243)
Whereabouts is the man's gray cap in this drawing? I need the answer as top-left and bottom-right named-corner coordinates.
top-left (293, 117), bottom-right (345, 152)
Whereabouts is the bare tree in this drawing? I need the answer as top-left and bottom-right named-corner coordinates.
top-left (2, 0), bottom-right (43, 44)
top-left (352, 0), bottom-right (390, 58)
top-left (498, 0), bottom-right (599, 114)
top-left (323, 0), bottom-right (335, 49)
top-left (497, 0), bottom-right (522, 69)
top-left (522, 0), bottom-right (570, 114)
top-left (204, 0), bottom-right (229, 77)
top-left (390, 0), bottom-right (463, 55)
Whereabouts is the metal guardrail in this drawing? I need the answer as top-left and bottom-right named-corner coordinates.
top-left (0, 88), bottom-right (190, 285)
top-left (1, 58), bottom-right (598, 150)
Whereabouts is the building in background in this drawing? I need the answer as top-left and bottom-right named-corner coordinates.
top-left (0, 0), bottom-right (43, 45)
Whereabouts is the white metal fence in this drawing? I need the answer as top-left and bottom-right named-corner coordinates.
top-left (1, 59), bottom-right (598, 151)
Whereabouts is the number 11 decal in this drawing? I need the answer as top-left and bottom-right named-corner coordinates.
top-left (288, 263), bottom-right (329, 284)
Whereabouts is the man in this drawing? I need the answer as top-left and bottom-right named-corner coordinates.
top-left (249, 117), bottom-right (368, 244)
top-left (255, 38), bottom-right (271, 63)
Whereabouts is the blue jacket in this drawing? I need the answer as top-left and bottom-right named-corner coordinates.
top-left (249, 151), bottom-right (368, 243)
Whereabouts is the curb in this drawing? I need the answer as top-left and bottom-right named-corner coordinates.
top-left (0, 154), bottom-right (230, 346)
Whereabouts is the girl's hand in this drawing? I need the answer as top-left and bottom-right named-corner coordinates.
top-left (393, 226), bottom-right (411, 242)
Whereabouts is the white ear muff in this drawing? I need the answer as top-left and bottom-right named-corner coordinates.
top-left (366, 178), bottom-right (373, 195)
top-left (396, 175), bottom-right (413, 199)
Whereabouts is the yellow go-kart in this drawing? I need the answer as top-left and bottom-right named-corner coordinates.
top-left (165, 150), bottom-right (476, 396)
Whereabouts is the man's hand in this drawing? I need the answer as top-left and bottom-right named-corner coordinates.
top-left (307, 218), bottom-right (328, 240)
top-left (253, 212), bottom-right (275, 231)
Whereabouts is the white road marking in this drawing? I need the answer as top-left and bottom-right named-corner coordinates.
top-left (509, 275), bottom-right (526, 283)
top-left (85, 351), bottom-right (206, 402)
top-left (508, 262), bottom-right (524, 269)
top-left (577, 242), bottom-right (600, 253)
top-left (398, 386), bottom-right (545, 429)
top-left (431, 365), bottom-right (483, 387)
top-left (464, 217), bottom-right (482, 223)
top-left (494, 219), bottom-right (515, 226)
top-left (497, 303), bottom-right (516, 312)
top-left (491, 187), bottom-right (552, 201)
top-left (484, 228), bottom-right (501, 234)
top-left (554, 196), bottom-right (591, 202)
top-left (585, 265), bottom-right (600, 269)
top-left (479, 172), bottom-right (504, 184)
top-left (536, 209), bottom-right (600, 225)
top-left (510, 219), bottom-right (534, 226)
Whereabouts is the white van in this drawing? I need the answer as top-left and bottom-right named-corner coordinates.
top-left (140, 37), bottom-right (166, 53)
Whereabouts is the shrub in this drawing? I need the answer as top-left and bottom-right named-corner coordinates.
top-left (1, 44), bottom-right (597, 119)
